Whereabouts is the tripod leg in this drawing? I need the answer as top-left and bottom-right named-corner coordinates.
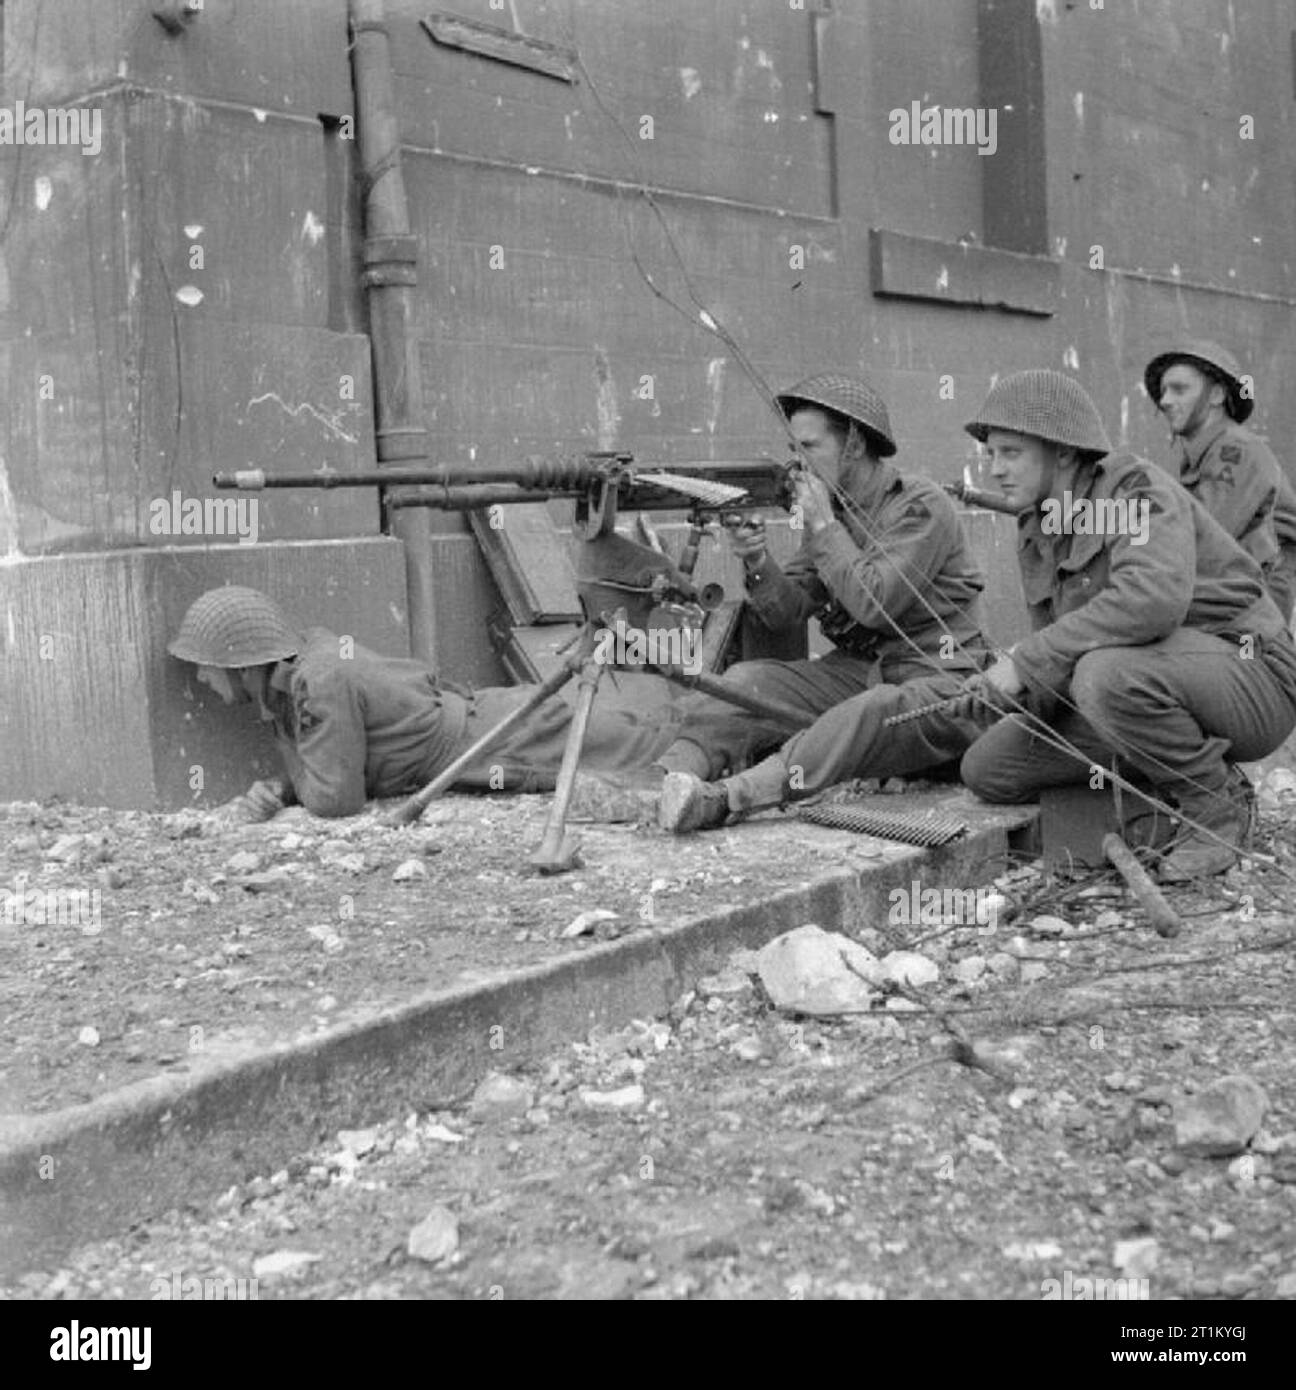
top-left (529, 653), bottom-right (604, 874)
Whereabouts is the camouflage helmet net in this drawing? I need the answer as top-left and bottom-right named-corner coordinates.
top-left (776, 372), bottom-right (897, 457)
top-left (964, 369), bottom-right (1113, 456)
top-left (1143, 339), bottom-right (1254, 423)
top-left (168, 586), bottom-right (302, 668)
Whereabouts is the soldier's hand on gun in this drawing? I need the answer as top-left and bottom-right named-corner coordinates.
top-left (952, 653), bottom-right (1026, 721)
top-left (723, 514), bottom-right (769, 571)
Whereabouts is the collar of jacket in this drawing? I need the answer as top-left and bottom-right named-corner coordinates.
top-left (1175, 416), bottom-right (1232, 474)
top-left (1017, 452), bottom-right (1118, 573)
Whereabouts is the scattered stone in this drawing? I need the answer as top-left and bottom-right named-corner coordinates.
top-left (424, 1123), bottom-right (465, 1144)
top-left (251, 1250), bottom-right (322, 1280)
top-left (1219, 1271), bottom-right (1254, 1297)
top-left (1019, 961), bottom-right (1049, 984)
top-left (1030, 914), bottom-right (1067, 937)
top-left (305, 924), bottom-right (345, 954)
top-left (879, 950), bottom-right (939, 989)
top-left (756, 924), bottom-right (882, 1016)
top-left (337, 1128), bottom-right (378, 1156)
top-left (407, 1206), bottom-right (459, 1265)
top-left (391, 858), bottom-right (427, 884)
top-left (1093, 909), bottom-right (1123, 930)
top-left (1276, 1272), bottom-right (1296, 1297)
top-left (1113, 1237), bottom-right (1159, 1279)
top-left (697, 967), bottom-right (754, 998)
top-left (561, 908), bottom-right (619, 939)
top-left (279, 832), bottom-right (305, 851)
top-left (580, 1084), bottom-right (645, 1112)
top-left (1209, 1220), bottom-right (1236, 1242)
top-left (225, 850), bottom-right (261, 874)
top-left (1174, 1075), bottom-right (1268, 1157)
top-left (1002, 1240), bottom-right (1062, 1261)
top-left (468, 1072), bottom-right (535, 1123)
top-left (952, 955), bottom-right (986, 985)
top-left (77, 1026), bottom-right (100, 1048)
top-left (987, 952), bottom-right (1017, 980)
top-left (45, 834), bottom-right (85, 864)
top-left (884, 997), bottom-right (922, 1013)
top-left (731, 1035), bottom-right (764, 1062)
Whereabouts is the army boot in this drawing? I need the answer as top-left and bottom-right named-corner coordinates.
top-left (1159, 770), bottom-right (1252, 882)
top-left (657, 772), bottom-right (731, 834)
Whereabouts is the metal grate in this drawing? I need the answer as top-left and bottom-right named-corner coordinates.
top-left (799, 801), bottom-right (968, 847)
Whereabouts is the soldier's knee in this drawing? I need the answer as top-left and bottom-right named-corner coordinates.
top-left (1071, 648), bottom-right (1125, 717)
top-left (961, 735), bottom-right (1016, 803)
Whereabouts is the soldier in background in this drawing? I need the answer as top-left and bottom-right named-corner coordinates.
top-left (169, 586), bottom-right (686, 820)
top-left (655, 373), bottom-right (990, 834)
top-left (957, 370), bottom-right (1296, 881)
top-left (1144, 338), bottom-right (1296, 622)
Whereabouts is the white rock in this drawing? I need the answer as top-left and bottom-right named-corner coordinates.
top-left (252, 1249), bottom-right (322, 1280)
top-left (756, 924), bottom-right (882, 1016)
top-left (337, 1127), bottom-right (378, 1156)
top-left (1174, 1075), bottom-right (1269, 1157)
top-left (392, 858), bottom-right (427, 883)
top-left (225, 850), bottom-right (261, 874)
top-left (279, 832), bottom-right (304, 851)
top-left (952, 955), bottom-right (987, 984)
top-left (561, 908), bottom-right (618, 939)
top-left (1002, 1240), bottom-right (1062, 1261)
top-left (1030, 914), bottom-right (1068, 937)
top-left (45, 834), bottom-right (85, 864)
top-left (1276, 1271), bottom-right (1296, 1297)
top-left (407, 1206), bottom-right (459, 1265)
top-left (1020, 961), bottom-right (1049, 984)
top-left (425, 1123), bottom-right (465, 1144)
top-left (1113, 1237), bottom-right (1159, 1278)
top-left (468, 1072), bottom-right (534, 1122)
top-left (580, 1084), bottom-right (645, 1112)
top-left (880, 950), bottom-right (939, 988)
top-left (77, 1026), bottom-right (100, 1047)
top-left (731, 1035), bottom-right (764, 1062)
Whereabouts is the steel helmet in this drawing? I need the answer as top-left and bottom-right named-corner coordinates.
top-left (1143, 339), bottom-right (1254, 423)
top-left (777, 372), bottom-right (897, 457)
top-left (168, 586), bottom-right (301, 667)
top-left (964, 370), bottom-right (1112, 456)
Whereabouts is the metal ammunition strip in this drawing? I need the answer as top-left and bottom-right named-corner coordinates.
top-left (798, 801), bottom-right (968, 847)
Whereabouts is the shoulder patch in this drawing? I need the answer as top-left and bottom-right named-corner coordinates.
top-left (1219, 444), bottom-right (1243, 464)
top-left (1119, 468), bottom-right (1151, 493)
top-left (901, 498), bottom-right (931, 522)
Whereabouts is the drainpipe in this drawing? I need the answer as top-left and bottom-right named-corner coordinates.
top-left (349, 0), bottom-right (437, 662)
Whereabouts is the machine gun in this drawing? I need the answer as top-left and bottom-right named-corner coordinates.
top-left (942, 479), bottom-right (1024, 517)
top-left (214, 453), bottom-right (806, 869)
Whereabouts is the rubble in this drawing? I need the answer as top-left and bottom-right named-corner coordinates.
top-left (468, 1072), bottom-right (535, 1123)
top-left (1173, 1075), bottom-right (1269, 1157)
top-left (756, 924), bottom-right (882, 1016)
top-left (407, 1206), bottom-right (459, 1265)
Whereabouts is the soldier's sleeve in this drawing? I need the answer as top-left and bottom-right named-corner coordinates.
top-left (274, 663), bottom-right (368, 817)
top-left (743, 541), bottom-right (827, 631)
top-left (1194, 439), bottom-right (1277, 554)
top-left (1011, 468), bottom-right (1195, 696)
top-left (804, 485), bottom-right (958, 632)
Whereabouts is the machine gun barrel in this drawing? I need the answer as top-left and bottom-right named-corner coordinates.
top-left (213, 455), bottom-right (793, 513)
top-left (943, 480), bottom-right (1025, 517)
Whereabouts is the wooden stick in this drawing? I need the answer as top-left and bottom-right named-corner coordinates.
top-left (1102, 832), bottom-right (1181, 939)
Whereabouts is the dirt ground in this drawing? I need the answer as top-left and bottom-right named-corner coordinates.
top-left (3, 786), bottom-right (1295, 1302)
top-left (0, 779), bottom-right (958, 1118)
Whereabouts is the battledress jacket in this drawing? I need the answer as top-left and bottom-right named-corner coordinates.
top-left (742, 458), bottom-right (988, 676)
top-left (1011, 450), bottom-right (1290, 700)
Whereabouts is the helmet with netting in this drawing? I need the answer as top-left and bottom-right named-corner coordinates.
top-left (777, 372), bottom-right (897, 457)
top-left (168, 586), bottom-right (301, 667)
top-left (965, 370), bottom-right (1112, 456)
top-left (1143, 339), bottom-right (1254, 423)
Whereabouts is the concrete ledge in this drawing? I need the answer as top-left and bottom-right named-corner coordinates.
top-left (869, 228), bottom-right (1059, 317)
top-left (0, 800), bottom-right (1034, 1278)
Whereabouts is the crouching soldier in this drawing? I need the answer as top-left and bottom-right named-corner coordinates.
top-left (168, 585), bottom-right (686, 820)
top-left (957, 370), bottom-right (1296, 881)
top-left (654, 372), bottom-right (991, 834)
top-left (1143, 338), bottom-right (1296, 623)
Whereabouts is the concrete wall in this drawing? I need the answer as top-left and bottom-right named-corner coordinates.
top-left (1, 0), bottom-right (1293, 806)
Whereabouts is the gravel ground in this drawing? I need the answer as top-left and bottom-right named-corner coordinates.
top-left (5, 808), bottom-right (1296, 1303)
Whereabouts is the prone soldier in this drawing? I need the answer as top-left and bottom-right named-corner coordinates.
top-left (169, 585), bottom-right (687, 820)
